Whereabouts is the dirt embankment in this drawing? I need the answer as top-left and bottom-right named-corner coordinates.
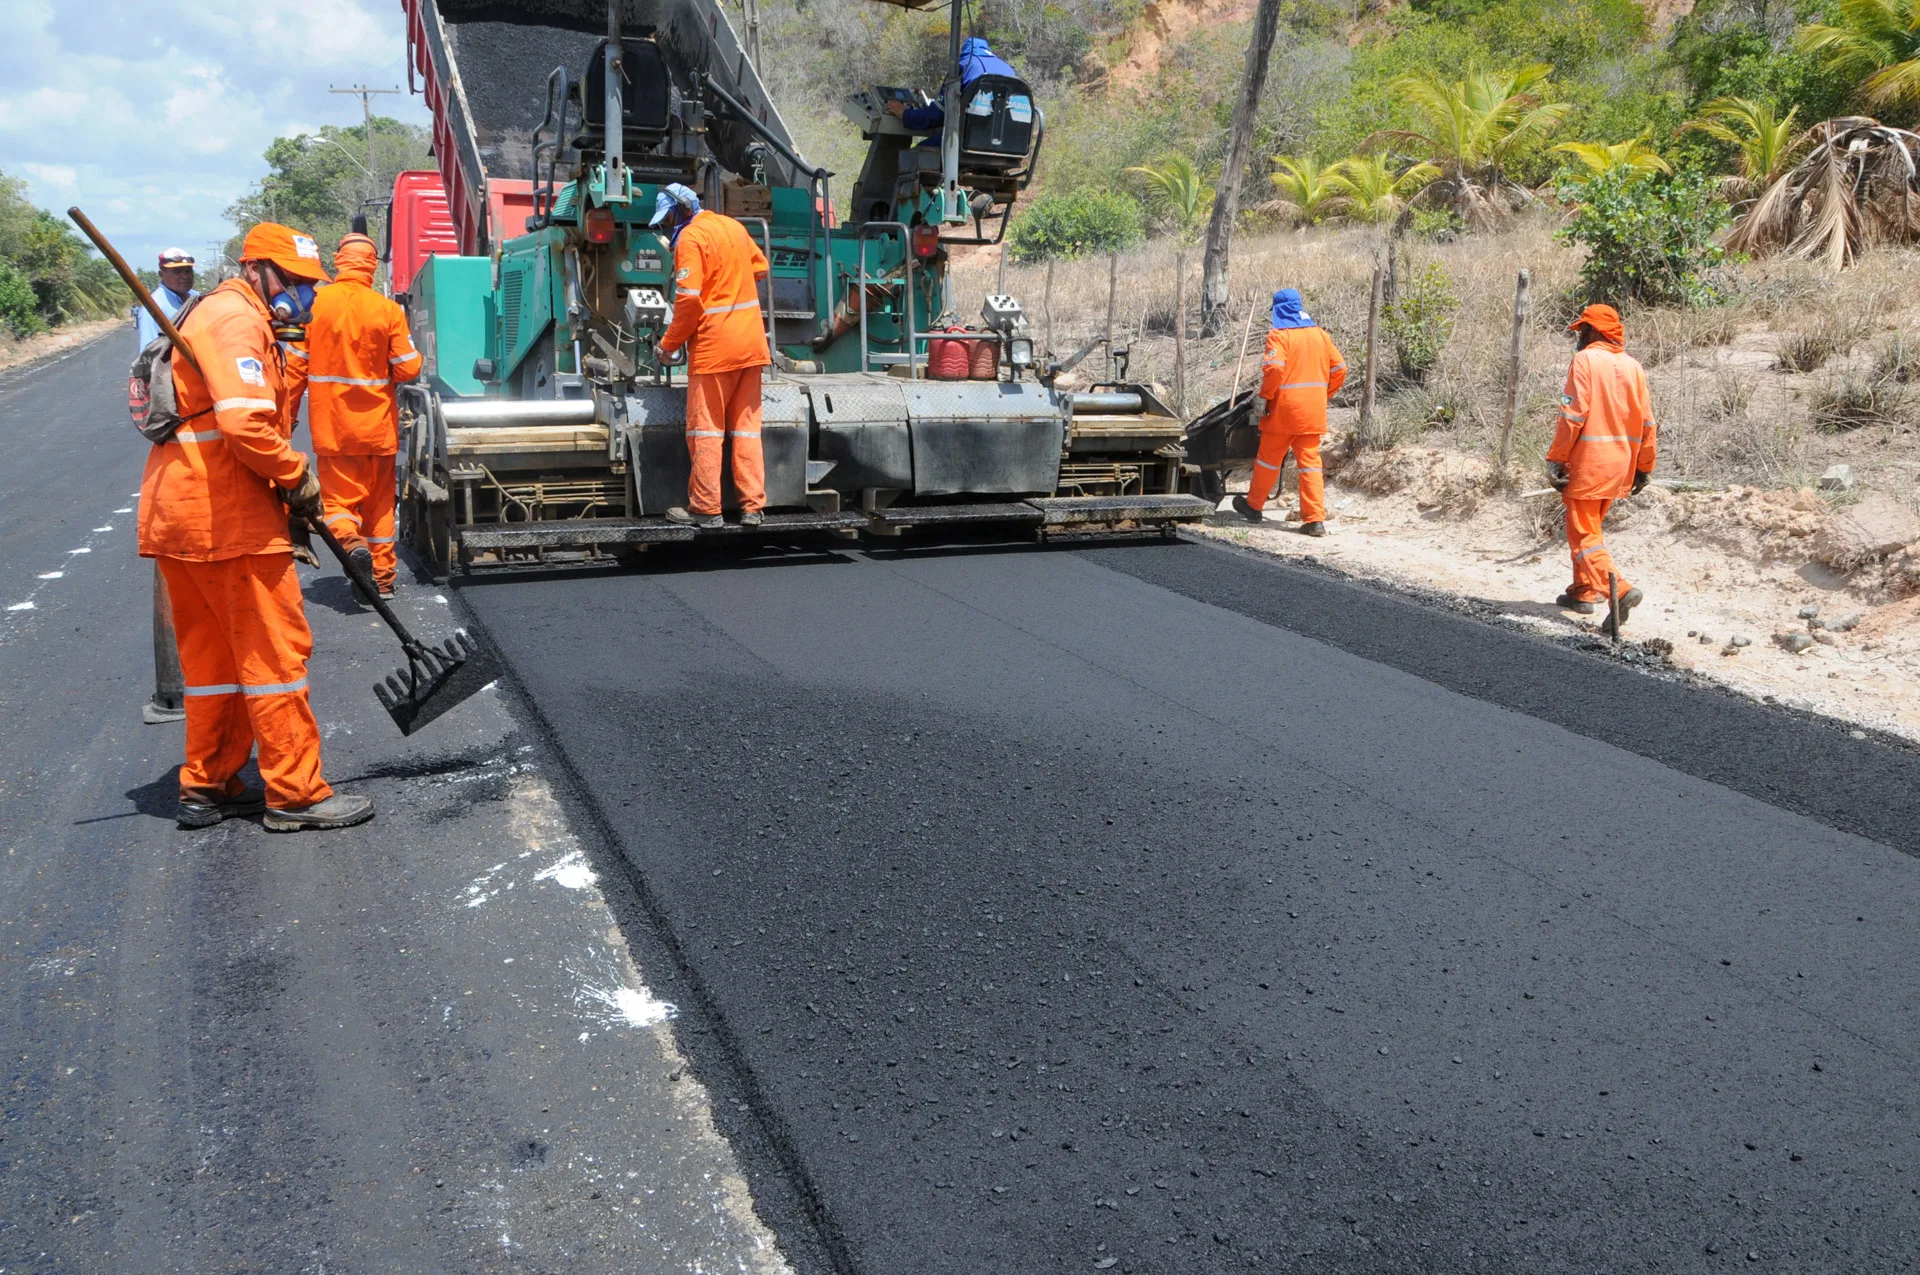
top-left (1202, 439), bottom-right (1920, 742)
top-left (0, 318), bottom-right (127, 376)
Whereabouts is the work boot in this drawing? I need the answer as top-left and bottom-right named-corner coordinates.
top-left (1555, 591), bottom-right (1597, 615)
top-left (377, 580), bottom-right (399, 600)
top-left (738, 510), bottom-right (765, 528)
top-left (263, 793), bottom-right (375, 833)
top-left (1600, 587), bottom-right (1645, 637)
top-left (665, 506), bottom-right (724, 529)
top-left (1230, 495), bottom-right (1262, 523)
top-left (1299, 521), bottom-right (1328, 537)
top-left (177, 787), bottom-right (267, 830)
top-left (142, 695), bottom-right (186, 725)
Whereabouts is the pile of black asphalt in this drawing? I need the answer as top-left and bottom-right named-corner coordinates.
top-left (460, 532), bottom-right (1920, 1275)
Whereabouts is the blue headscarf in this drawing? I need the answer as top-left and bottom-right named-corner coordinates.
top-left (648, 183), bottom-right (702, 243)
top-left (1270, 288), bottom-right (1316, 330)
top-left (958, 37), bottom-right (1016, 87)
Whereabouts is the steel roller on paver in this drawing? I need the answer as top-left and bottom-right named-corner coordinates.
top-left (392, 0), bottom-right (1211, 574)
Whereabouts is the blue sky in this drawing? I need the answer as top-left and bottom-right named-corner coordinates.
top-left (0, 0), bottom-right (433, 272)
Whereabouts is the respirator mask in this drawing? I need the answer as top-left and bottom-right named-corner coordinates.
top-left (263, 263), bottom-right (317, 338)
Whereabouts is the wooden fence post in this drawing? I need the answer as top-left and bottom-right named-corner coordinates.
top-left (1106, 252), bottom-right (1119, 379)
top-left (1174, 251), bottom-right (1188, 419)
top-left (1357, 265), bottom-right (1383, 446)
top-left (1044, 259), bottom-right (1055, 360)
top-left (1498, 268), bottom-right (1531, 478)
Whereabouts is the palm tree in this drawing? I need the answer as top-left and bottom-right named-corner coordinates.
top-left (1797, 0), bottom-right (1920, 111)
top-left (1680, 97), bottom-right (1806, 201)
top-left (1268, 156), bottom-right (1348, 224)
top-left (1125, 156), bottom-right (1212, 241)
top-left (1329, 154), bottom-right (1441, 223)
top-left (1370, 62), bottom-right (1572, 226)
top-left (1725, 116), bottom-right (1920, 268)
top-left (1553, 131), bottom-right (1672, 177)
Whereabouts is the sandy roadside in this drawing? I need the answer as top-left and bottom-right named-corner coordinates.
top-left (1197, 455), bottom-right (1920, 745)
top-left (0, 317), bottom-right (127, 376)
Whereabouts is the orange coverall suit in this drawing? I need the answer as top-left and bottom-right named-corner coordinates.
top-left (658, 210), bottom-right (770, 515)
top-left (306, 236), bottom-right (422, 589)
top-left (137, 278), bottom-right (333, 811)
top-left (1248, 325), bottom-right (1348, 521)
top-left (1547, 341), bottom-right (1657, 602)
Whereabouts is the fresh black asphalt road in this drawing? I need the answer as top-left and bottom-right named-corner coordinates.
top-left (8, 331), bottom-right (1920, 1275)
top-left (465, 530), bottom-right (1920, 1274)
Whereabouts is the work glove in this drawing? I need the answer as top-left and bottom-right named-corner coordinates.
top-left (288, 514), bottom-right (320, 568)
top-left (655, 339), bottom-right (687, 368)
top-left (1547, 461), bottom-right (1570, 491)
top-left (1631, 470), bottom-right (1651, 495)
top-left (283, 460), bottom-right (325, 522)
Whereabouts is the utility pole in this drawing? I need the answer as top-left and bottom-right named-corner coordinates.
top-left (743, 0), bottom-right (763, 74)
top-left (330, 84), bottom-right (401, 201)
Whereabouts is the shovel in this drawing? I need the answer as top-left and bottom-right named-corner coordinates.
top-left (71, 204), bottom-right (500, 737)
top-left (306, 519), bottom-right (500, 735)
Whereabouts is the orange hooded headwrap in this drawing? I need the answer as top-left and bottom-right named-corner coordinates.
top-left (333, 233), bottom-right (378, 286)
top-left (1568, 303), bottom-right (1624, 349)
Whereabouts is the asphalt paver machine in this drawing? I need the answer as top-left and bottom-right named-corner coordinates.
top-left (397, 0), bottom-right (1210, 574)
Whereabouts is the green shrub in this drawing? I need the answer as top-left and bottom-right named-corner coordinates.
top-left (1557, 167), bottom-right (1728, 308)
top-left (0, 259), bottom-right (42, 338)
top-left (1410, 207), bottom-right (1465, 241)
top-left (1005, 189), bottom-right (1145, 263)
top-left (1385, 262), bottom-right (1459, 383)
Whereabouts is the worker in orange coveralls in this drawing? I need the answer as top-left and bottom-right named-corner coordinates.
top-left (1547, 303), bottom-right (1656, 633)
top-left (137, 223), bottom-right (374, 833)
top-left (306, 232), bottom-right (422, 596)
top-left (1232, 288), bottom-right (1346, 536)
top-left (650, 182), bottom-right (770, 529)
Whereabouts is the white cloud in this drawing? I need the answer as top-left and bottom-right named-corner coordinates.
top-left (0, 0), bottom-right (430, 268)
top-left (21, 163), bottom-right (77, 189)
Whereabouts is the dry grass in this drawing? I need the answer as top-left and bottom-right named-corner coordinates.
top-left (949, 224), bottom-right (1920, 492)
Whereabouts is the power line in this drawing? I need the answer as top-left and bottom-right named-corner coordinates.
top-left (329, 84), bottom-right (402, 197)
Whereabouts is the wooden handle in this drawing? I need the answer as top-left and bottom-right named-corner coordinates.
top-left (66, 206), bottom-right (202, 374)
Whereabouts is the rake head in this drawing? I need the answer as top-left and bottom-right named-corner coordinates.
top-left (372, 628), bottom-right (501, 736)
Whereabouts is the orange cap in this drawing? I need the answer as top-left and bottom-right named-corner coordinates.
top-left (239, 222), bottom-right (331, 283)
top-left (1568, 303), bottom-right (1624, 346)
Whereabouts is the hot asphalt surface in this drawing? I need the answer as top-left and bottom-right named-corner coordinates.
top-left (5, 331), bottom-right (1920, 1274)
top-left (465, 535), bottom-right (1920, 1275)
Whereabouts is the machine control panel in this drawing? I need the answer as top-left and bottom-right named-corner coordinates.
top-left (981, 294), bottom-right (1029, 334)
top-left (842, 85), bottom-right (927, 138)
top-left (624, 287), bottom-right (672, 334)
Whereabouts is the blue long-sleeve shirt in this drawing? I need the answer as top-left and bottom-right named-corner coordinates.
top-left (901, 38), bottom-right (1020, 135)
top-left (134, 285), bottom-right (196, 352)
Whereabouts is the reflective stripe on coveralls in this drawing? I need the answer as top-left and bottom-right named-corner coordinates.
top-left (662, 210), bottom-right (772, 513)
top-left (1563, 497), bottom-right (1630, 602)
top-left (138, 278), bottom-right (307, 562)
top-left (1548, 322), bottom-right (1655, 601)
top-left (658, 210), bottom-right (771, 375)
top-left (317, 454), bottom-right (399, 589)
top-left (158, 553), bottom-right (332, 809)
top-left (1248, 323), bottom-right (1347, 519)
top-left (304, 235), bottom-right (422, 456)
top-left (685, 366), bottom-right (767, 515)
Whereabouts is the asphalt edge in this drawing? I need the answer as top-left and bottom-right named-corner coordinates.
top-left (435, 563), bottom-right (861, 1275)
top-left (1084, 529), bottom-right (1920, 857)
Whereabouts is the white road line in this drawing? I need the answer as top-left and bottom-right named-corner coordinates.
top-left (37, 572), bottom-right (61, 580)
top-left (93, 525), bottom-right (113, 532)
top-left (67, 547), bottom-right (90, 555)
top-left (6, 602), bottom-right (32, 612)
top-left (114, 507), bottom-right (132, 513)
